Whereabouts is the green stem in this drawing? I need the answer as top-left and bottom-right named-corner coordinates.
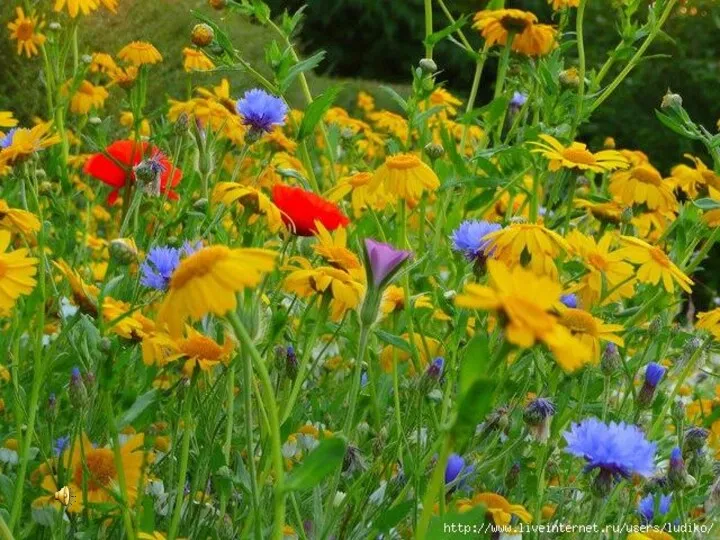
top-left (571, 0), bottom-right (588, 135)
top-left (492, 35), bottom-right (514, 143)
top-left (684, 226), bottom-right (720, 274)
top-left (240, 351), bottom-right (262, 539)
top-left (424, 0), bottom-right (433, 59)
top-left (460, 50), bottom-right (488, 151)
top-left (0, 515), bottom-right (13, 540)
top-left (168, 382), bottom-right (194, 540)
top-left (342, 325), bottom-right (372, 435)
top-left (228, 312), bottom-right (286, 540)
top-left (416, 436), bottom-right (452, 539)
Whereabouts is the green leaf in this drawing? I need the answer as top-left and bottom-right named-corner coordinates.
top-left (284, 438), bottom-right (347, 492)
top-left (426, 504), bottom-right (488, 537)
top-left (279, 51), bottom-right (326, 93)
top-left (298, 85), bottom-right (343, 140)
top-left (655, 110), bottom-right (700, 141)
top-left (251, 0), bottom-right (271, 23)
top-left (458, 334), bottom-right (489, 397)
top-left (692, 198), bottom-right (720, 210)
top-left (452, 379), bottom-right (495, 450)
top-left (375, 330), bottom-right (412, 353)
top-left (374, 501), bottom-right (414, 533)
top-left (116, 390), bottom-right (158, 429)
top-left (378, 85), bottom-right (408, 112)
top-left (424, 15), bottom-right (468, 48)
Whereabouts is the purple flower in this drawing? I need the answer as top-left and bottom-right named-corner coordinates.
top-left (644, 363), bottom-right (666, 388)
top-left (445, 454), bottom-right (465, 484)
top-left (0, 129), bottom-right (15, 149)
top-left (638, 493), bottom-right (672, 522)
top-left (54, 435), bottom-right (70, 456)
top-left (236, 89), bottom-right (288, 133)
top-left (450, 220), bottom-right (501, 260)
top-left (560, 294), bottom-right (578, 308)
top-left (140, 246), bottom-right (181, 291)
top-left (363, 238), bottom-right (412, 288)
top-left (563, 417), bottom-right (656, 478)
top-left (510, 91), bottom-right (528, 109)
top-left (425, 357), bottom-right (444, 380)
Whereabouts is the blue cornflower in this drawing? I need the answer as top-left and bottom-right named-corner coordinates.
top-left (140, 246), bottom-right (181, 291)
top-left (510, 91), bottom-right (528, 109)
top-left (54, 435), bottom-right (71, 456)
top-left (638, 493), bottom-right (672, 522)
top-left (445, 454), bottom-right (465, 484)
top-left (450, 220), bottom-right (502, 260)
top-left (70, 366), bottom-right (82, 383)
top-left (560, 293), bottom-right (578, 308)
top-left (236, 89), bottom-right (288, 133)
top-left (0, 129), bottom-right (15, 149)
top-left (425, 357), bottom-right (444, 380)
top-left (645, 362), bottom-right (666, 387)
top-left (563, 417), bottom-right (656, 478)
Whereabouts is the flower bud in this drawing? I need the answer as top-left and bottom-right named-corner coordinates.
top-left (505, 461), bottom-right (520, 490)
top-left (667, 447), bottom-right (689, 491)
top-left (191, 23), bottom-right (215, 48)
top-left (49, 22), bottom-right (61, 31)
top-left (684, 427), bottom-right (709, 453)
top-left (48, 393), bottom-right (58, 422)
top-left (109, 238), bottom-right (139, 265)
top-left (648, 316), bottom-right (664, 337)
top-left (637, 362), bottom-right (666, 409)
top-left (419, 58), bottom-right (438, 74)
top-left (69, 367), bottom-right (88, 407)
top-left (661, 91), bottom-right (683, 110)
top-left (424, 142), bottom-right (445, 160)
top-left (601, 343), bottom-right (621, 376)
top-left (175, 113), bottom-right (190, 136)
top-left (193, 198), bottom-right (209, 211)
top-left (559, 67), bottom-right (580, 87)
top-left (286, 346), bottom-right (298, 380)
top-left (523, 397), bottom-right (555, 443)
top-left (603, 137), bottom-right (616, 149)
top-left (671, 400), bottom-right (685, 424)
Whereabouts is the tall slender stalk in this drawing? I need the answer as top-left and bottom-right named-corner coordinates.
top-left (168, 381), bottom-right (194, 540)
top-left (424, 0), bottom-right (434, 59)
top-left (571, 0), bottom-right (588, 135)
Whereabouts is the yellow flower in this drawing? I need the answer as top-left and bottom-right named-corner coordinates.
top-left (118, 41), bottom-right (163, 66)
top-left (54, 260), bottom-right (100, 315)
top-left (483, 221), bottom-right (569, 279)
top-left (696, 308), bottom-right (720, 340)
top-left (0, 112), bottom-right (18, 132)
top-left (368, 110), bottom-right (408, 141)
top-left (627, 532), bottom-right (674, 540)
top-left (212, 182), bottom-right (285, 233)
top-left (558, 307), bottom-right (624, 362)
top-left (120, 111), bottom-right (151, 138)
top-left (456, 492), bottom-right (532, 525)
top-left (312, 222), bottom-right (361, 271)
top-left (103, 297), bottom-right (155, 341)
top-left (357, 91), bottom-right (375, 113)
top-left (380, 285), bottom-right (434, 316)
top-left (371, 153), bottom-right (439, 205)
top-left (473, 9), bottom-right (556, 57)
top-left (98, 0), bottom-right (118, 13)
top-left (575, 198), bottom-right (625, 224)
top-left (0, 123), bottom-right (61, 166)
top-left (0, 230), bottom-right (38, 314)
top-left (138, 533), bottom-right (167, 540)
top-left (7, 8), bottom-right (46, 58)
top-left (63, 80), bottom-right (109, 115)
top-left (182, 47), bottom-right (215, 72)
top-left (379, 333), bottom-right (442, 374)
top-left (420, 88), bottom-right (462, 117)
top-left (54, 0), bottom-right (99, 18)
top-left (0, 199), bottom-right (40, 235)
top-left (455, 260), bottom-right (591, 372)
top-left (566, 230), bottom-right (635, 306)
top-left (617, 235), bottom-right (693, 294)
top-left (548, 0), bottom-right (579, 9)
top-left (143, 326), bottom-right (234, 376)
top-left (668, 154), bottom-right (720, 198)
top-left (110, 66), bottom-right (139, 89)
top-left (90, 52), bottom-right (117, 74)
top-left (609, 160), bottom-right (677, 212)
top-left (530, 134), bottom-right (629, 173)
top-left (325, 171), bottom-right (390, 217)
top-left (157, 245), bottom-right (277, 337)
top-left (42, 433), bottom-right (147, 512)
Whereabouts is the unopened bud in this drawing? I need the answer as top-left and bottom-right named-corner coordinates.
top-left (523, 398), bottom-right (555, 443)
top-left (424, 142), bottom-right (445, 160)
top-left (684, 427), bottom-right (709, 453)
top-left (109, 238), bottom-right (138, 265)
top-left (661, 91), bottom-right (683, 110)
top-left (191, 23), bottom-right (215, 48)
top-left (601, 343), bottom-right (621, 376)
top-left (419, 58), bottom-right (438, 74)
top-left (559, 67), bottom-right (580, 87)
top-left (175, 113), bottom-right (190, 136)
top-left (193, 198), bottom-right (208, 211)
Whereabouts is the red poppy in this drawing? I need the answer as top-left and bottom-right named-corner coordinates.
top-left (272, 184), bottom-right (349, 236)
top-left (84, 140), bottom-right (183, 205)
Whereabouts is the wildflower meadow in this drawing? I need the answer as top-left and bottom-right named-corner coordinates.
top-left (2, 0), bottom-right (720, 538)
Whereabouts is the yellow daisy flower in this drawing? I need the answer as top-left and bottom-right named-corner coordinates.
top-left (90, 52), bottom-right (118, 74)
top-left (0, 199), bottom-right (41, 236)
top-left (7, 8), bottom-right (46, 58)
top-left (371, 153), bottom-right (439, 205)
top-left (617, 235), bottom-right (693, 294)
top-left (548, 0), bottom-right (580, 9)
top-left (575, 198), bottom-right (625, 224)
top-left (379, 333), bottom-right (443, 374)
top-left (143, 326), bottom-right (234, 376)
top-left (695, 308), bottom-right (720, 340)
top-left (102, 297), bottom-right (155, 341)
top-left (368, 110), bottom-right (409, 141)
top-left (566, 230), bottom-right (635, 306)
top-left (212, 182), bottom-right (285, 233)
top-left (157, 245), bottom-right (277, 337)
top-left (54, 260), bottom-right (100, 315)
top-left (0, 123), bottom-right (61, 166)
top-left (63, 80), bottom-right (109, 115)
top-left (558, 307), bottom-right (624, 362)
top-left (0, 112), bottom-right (18, 132)
top-left (530, 134), bottom-right (629, 173)
top-left (668, 154), bottom-right (720, 198)
top-left (356, 91), bottom-right (375, 114)
top-left (118, 41), bottom-right (163, 66)
top-left (325, 171), bottom-right (390, 218)
top-left (456, 492), bottom-right (532, 525)
top-left (380, 284), bottom-right (433, 316)
top-left (0, 230), bottom-right (38, 314)
top-left (54, 0), bottom-right (99, 18)
top-left (420, 88), bottom-right (462, 117)
top-left (182, 47), bottom-right (215, 72)
top-left (109, 66), bottom-right (139, 89)
top-left (483, 221), bottom-right (569, 279)
top-left (609, 159), bottom-right (677, 212)
top-left (455, 260), bottom-right (591, 372)
top-left (473, 9), bottom-right (556, 57)
top-left (312, 222), bottom-right (361, 271)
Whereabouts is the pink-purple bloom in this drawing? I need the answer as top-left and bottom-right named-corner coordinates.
top-left (363, 238), bottom-right (412, 287)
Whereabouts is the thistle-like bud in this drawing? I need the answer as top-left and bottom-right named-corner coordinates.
top-left (419, 58), bottom-right (438, 74)
top-left (523, 398), bottom-right (555, 443)
top-left (286, 346), bottom-right (298, 380)
top-left (175, 113), bottom-right (190, 136)
top-left (661, 90), bottom-right (683, 110)
top-left (70, 367), bottom-right (88, 407)
top-left (682, 336), bottom-right (704, 362)
top-left (559, 67), bottom-right (580, 87)
top-left (109, 238), bottom-right (139, 265)
top-left (671, 400), bottom-right (685, 424)
top-left (601, 343), bottom-right (621, 376)
top-left (191, 23), bottom-right (215, 48)
top-left (684, 427), bottom-right (709, 453)
top-left (505, 461), bottom-right (520, 490)
top-left (667, 447), bottom-right (689, 491)
top-left (343, 445), bottom-right (367, 475)
top-left (424, 142), bottom-right (445, 160)
top-left (637, 362), bottom-right (666, 409)
top-left (648, 316), bottom-right (664, 337)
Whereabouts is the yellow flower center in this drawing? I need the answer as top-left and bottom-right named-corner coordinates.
top-left (587, 253), bottom-right (608, 271)
top-left (386, 154), bottom-right (421, 170)
top-left (632, 165), bottom-right (662, 186)
top-left (349, 172), bottom-right (373, 187)
top-left (16, 20), bottom-right (35, 41)
top-left (562, 146), bottom-right (596, 166)
top-left (75, 447), bottom-right (117, 490)
top-left (649, 247), bottom-right (670, 267)
top-left (4, 439), bottom-right (19, 451)
top-left (560, 308), bottom-right (598, 336)
top-left (169, 246), bottom-right (229, 289)
top-left (181, 334), bottom-right (224, 360)
top-left (78, 81), bottom-right (95, 95)
top-left (499, 15), bottom-right (532, 33)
